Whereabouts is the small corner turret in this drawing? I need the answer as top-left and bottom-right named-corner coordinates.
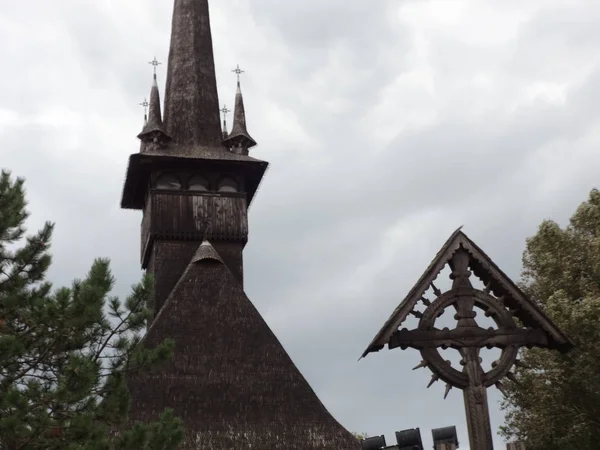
top-left (138, 59), bottom-right (171, 149)
top-left (222, 65), bottom-right (257, 156)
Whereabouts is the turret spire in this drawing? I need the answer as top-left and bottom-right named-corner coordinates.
top-left (223, 65), bottom-right (257, 154)
top-left (138, 71), bottom-right (170, 143)
top-left (220, 104), bottom-right (230, 140)
top-left (163, 0), bottom-right (222, 148)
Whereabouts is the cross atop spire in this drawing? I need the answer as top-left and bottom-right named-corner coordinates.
top-left (139, 98), bottom-right (149, 114)
top-left (138, 60), bottom-right (170, 144)
top-left (223, 67), bottom-right (256, 153)
top-left (139, 98), bottom-right (149, 123)
top-left (149, 57), bottom-right (162, 76)
top-left (220, 104), bottom-right (231, 119)
top-left (232, 64), bottom-right (245, 84)
top-left (220, 104), bottom-right (231, 139)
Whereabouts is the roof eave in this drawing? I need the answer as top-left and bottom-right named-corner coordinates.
top-left (361, 228), bottom-right (574, 358)
top-left (223, 132), bottom-right (257, 149)
top-left (121, 153), bottom-right (269, 210)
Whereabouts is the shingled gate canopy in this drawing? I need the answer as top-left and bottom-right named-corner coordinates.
top-left (361, 227), bottom-right (573, 450)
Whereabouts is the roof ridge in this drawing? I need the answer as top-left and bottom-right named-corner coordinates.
top-left (129, 242), bottom-right (361, 448)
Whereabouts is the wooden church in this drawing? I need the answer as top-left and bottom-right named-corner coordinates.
top-left (120, 0), bottom-right (360, 448)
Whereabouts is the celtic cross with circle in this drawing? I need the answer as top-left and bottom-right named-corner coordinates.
top-left (389, 248), bottom-right (531, 449)
top-left (363, 229), bottom-right (573, 450)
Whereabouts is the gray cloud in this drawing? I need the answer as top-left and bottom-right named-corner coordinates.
top-left (2, 0), bottom-right (599, 448)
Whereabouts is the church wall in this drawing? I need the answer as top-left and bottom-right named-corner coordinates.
top-left (141, 192), bottom-right (248, 268)
top-left (147, 240), bottom-right (200, 319)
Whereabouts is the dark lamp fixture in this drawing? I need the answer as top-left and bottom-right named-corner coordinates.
top-left (395, 427), bottom-right (423, 449)
top-left (431, 426), bottom-right (459, 447)
top-left (361, 435), bottom-right (387, 450)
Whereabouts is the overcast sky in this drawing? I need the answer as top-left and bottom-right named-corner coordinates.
top-left (2, 0), bottom-right (599, 448)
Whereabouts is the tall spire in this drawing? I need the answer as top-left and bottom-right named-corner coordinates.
top-left (138, 73), bottom-right (169, 143)
top-left (223, 65), bottom-right (257, 154)
top-left (163, 0), bottom-right (222, 148)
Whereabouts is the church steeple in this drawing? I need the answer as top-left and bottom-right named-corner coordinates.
top-left (137, 73), bottom-right (170, 144)
top-left (121, 4), bottom-right (267, 210)
top-left (223, 65), bottom-right (257, 154)
top-left (120, 1), bottom-right (360, 448)
top-left (163, 0), bottom-right (222, 148)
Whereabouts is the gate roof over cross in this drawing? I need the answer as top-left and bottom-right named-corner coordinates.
top-left (361, 227), bottom-right (573, 450)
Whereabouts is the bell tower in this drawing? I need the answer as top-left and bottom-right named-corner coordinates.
top-left (119, 2), bottom-right (362, 448)
top-left (120, 0), bottom-right (267, 320)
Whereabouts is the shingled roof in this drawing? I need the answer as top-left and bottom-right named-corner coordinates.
top-left (122, 1), bottom-right (361, 447)
top-left (127, 242), bottom-right (360, 449)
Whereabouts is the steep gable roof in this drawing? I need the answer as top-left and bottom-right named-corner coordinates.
top-left (128, 242), bottom-right (360, 449)
top-left (362, 228), bottom-right (573, 358)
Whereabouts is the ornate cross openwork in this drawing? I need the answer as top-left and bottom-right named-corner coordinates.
top-left (148, 57), bottom-right (162, 75)
top-left (232, 64), bottom-right (245, 83)
top-left (220, 104), bottom-right (231, 129)
top-left (139, 98), bottom-right (149, 123)
top-left (362, 228), bottom-right (573, 450)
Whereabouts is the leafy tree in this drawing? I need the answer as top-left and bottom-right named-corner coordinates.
top-left (0, 170), bottom-right (184, 450)
top-left (501, 188), bottom-right (600, 450)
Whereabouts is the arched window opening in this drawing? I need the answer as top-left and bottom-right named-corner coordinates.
top-left (188, 175), bottom-right (209, 192)
top-left (154, 173), bottom-right (181, 190)
top-left (217, 177), bottom-right (239, 193)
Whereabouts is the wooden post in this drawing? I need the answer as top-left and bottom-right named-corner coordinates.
top-left (463, 385), bottom-right (493, 449)
top-left (434, 443), bottom-right (457, 450)
top-left (462, 346), bottom-right (494, 450)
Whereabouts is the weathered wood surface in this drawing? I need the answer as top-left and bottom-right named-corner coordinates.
top-left (141, 194), bottom-right (152, 262)
top-left (434, 443), bottom-right (457, 450)
top-left (390, 327), bottom-right (549, 350)
top-left (363, 231), bottom-right (572, 450)
top-left (141, 191), bottom-right (248, 265)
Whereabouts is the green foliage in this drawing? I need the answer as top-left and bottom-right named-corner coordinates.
top-left (351, 432), bottom-right (369, 441)
top-left (0, 170), bottom-right (183, 449)
top-left (501, 188), bottom-right (600, 450)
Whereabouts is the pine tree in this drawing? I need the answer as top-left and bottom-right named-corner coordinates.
top-left (0, 170), bottom-right (184, 450)
top-left (501, 188), bottom-right (600, 450)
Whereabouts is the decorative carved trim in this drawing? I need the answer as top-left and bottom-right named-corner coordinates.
top-left (362, 229), bottom-right (572, 358)
top-left (362, 229), bottom-right (573, 450)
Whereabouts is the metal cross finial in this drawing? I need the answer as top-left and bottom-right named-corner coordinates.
top-left (231, 64), bottom-right (245, 83)
top-left (220, 104), bottom-right (231, 134)
top-left (139, 98), bottom-right (149, 116)
top-left (149, 57), bottom-right (162, 75)
top-left (220, 104), bottom-right (231, 119)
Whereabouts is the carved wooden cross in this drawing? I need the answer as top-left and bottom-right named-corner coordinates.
top-left (362, 228), bottom-right (573, 450)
